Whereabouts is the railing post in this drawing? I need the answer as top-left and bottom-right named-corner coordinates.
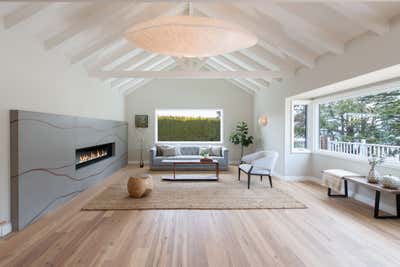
top-left (360, 139), bottom-right (367, 157)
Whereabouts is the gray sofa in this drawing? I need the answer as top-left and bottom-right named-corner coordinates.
top-left (150, 145), bottom-right (229, 171)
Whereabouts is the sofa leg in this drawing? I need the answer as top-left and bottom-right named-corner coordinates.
top-left (268, 175), bottom-right (273, 188)
top-left (260, 175), bottom-right (263, 182)
top-left (248, 174), bottom-right (251, 189)
top-left (238, 167), bottom-right (241, 181)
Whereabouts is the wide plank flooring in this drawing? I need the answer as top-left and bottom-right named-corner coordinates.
top-left (1, 165), bottom-right (399, 267)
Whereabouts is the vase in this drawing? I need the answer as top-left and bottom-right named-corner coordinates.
top-left (366, 166), bottom-right (380, 184)
top-left (380, 175), bottom-right (400, 189)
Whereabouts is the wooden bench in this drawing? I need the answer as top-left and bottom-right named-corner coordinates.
top-left (328, 176), bottom-right (400, 219)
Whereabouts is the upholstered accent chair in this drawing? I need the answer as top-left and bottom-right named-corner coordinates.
top-left (238, 151), bottom-right (279, 189)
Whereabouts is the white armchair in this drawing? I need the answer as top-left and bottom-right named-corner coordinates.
top-left (238, 151), bottom-right (279, 189)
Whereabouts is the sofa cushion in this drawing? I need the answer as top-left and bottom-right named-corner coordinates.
top-left (210, 146), bottom-right (222, 156)
top-left (199, 146), bottom-right (212, 156)
top-left (161, 146), bottom-right (177, 156)
top-left (180, 146), bottom-right (199, 155)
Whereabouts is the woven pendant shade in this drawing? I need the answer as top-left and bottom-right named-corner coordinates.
top-left (125, 16), bottom-right (258, 58)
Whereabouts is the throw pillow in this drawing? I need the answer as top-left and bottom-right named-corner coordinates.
top-left (161, 146), bottom-right (176, 157)
top-left (210, 146), bottom-right (222, 157)
top-left (156, 145), bottom-right (177, 156)
top-left (199, 146), bottom-right (212, 156)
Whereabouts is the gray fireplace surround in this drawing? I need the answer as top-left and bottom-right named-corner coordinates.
top-left (10, 110), bottom-right (128, 231)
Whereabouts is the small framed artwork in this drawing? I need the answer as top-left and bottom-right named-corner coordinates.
top-left (135, 114), bottom-right (149, 128)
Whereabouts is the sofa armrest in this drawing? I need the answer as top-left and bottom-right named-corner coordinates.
top-left (222, 147), bottom-right (229, 162)
top-left (149, 147), bottom-right (157, 163)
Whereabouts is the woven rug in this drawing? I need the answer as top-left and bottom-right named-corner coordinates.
top-left (82, 170), bottom-right (306, 210)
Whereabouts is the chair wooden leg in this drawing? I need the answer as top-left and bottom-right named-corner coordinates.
top-left (248, 174), bottom-right (251, 189)
top-left (260, 175), bottom-right (263, 182)
top-left (268, 175), bottom-right (272, 188)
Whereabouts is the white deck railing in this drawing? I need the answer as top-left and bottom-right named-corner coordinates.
top-left (326, 140), bottom-right (400, 163)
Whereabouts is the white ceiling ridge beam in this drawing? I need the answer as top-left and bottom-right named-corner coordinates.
top-left (70, 3), bottom-right (187, 64)
top-left (120, 60), bottom-right (176, 95)
top-left (3, 2), bottom-right (51, 29)
top-left (206, 61), bottom-right (261, 93)
top-left (87, 45), bottom-right (140, 71)
top-left (325, 2), bottom-right (390, 35)
top-left (195, 3), bottom-right (316, 68)
top-left (209, 57), bottom-right (268, 88)
top-left (91, 69), bottom-right (287, 79)
top-left (252, 2), bottom-right (344, 54)
top-left (111, 55), bottom-right (171, 89)
top-left (44, 2), bottom-right (134, 50)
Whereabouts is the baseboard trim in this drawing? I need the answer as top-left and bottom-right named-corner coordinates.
top-left (0, 221), bottom-right (12, 237)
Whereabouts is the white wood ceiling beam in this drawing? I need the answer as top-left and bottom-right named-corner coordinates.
top-left (104, 52), bottom-right (158, 82)
top-left (195, 3), bottom-right (316, 68)
top-left (112, 55), bottom-right (171, 88)
top-left (121, 63), bottom-right (177, 96)
top-left (218, 53), bottom-right (274, 84)
top-left (87, 44), bottom-right (140, 71)
top-left (325, 2), bottom-right (390, 35)
top-left (251, 2), bottom-right (344, 54)
top-left (69, 3), bottom-right (187, 64)
top-left (44, 2), bottom-right (133, 50)
top-left (119, 59), bottom-right (176, 95)
top-left (205, 60), bottom-right (260, 93)
top-left (206, 62), bottom-right (257, 95)
top-left (91, 69), bottom-right (287, 79)
top-left (240, 46), bottom-right (296, 74)
top-left (3, 3), bottom-right (51, 29)
top-left (209, 57), bottom-right (266, 89)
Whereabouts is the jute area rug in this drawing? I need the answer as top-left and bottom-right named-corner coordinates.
top-left (82, 169), bottom-right (306, 210)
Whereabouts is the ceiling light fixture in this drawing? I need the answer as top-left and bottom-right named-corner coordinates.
top-left (124, 13), bottom-right (258, 58)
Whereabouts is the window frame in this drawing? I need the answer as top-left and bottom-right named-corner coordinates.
top-left (154, 108), bottom-right (224, 144)
top-left (291, 100), bottom-right (312, 153)
top-left (293, 79), bottom-right (400, 168)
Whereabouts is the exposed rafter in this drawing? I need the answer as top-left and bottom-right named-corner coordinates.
top-left (44, 2), bottom-right (134, 50)
top-left (87, 43), bottom-right (140, 71)
top-left (111, 55), bottom-right (171, 89)
top-left (240, 46), bottom-right (296, 74)
top-left (208, 57), bottom-right (266, 90)
top-left (325, 2), bottom-right (390, 35)
top-left (69, 3), bottom-right (187, 64)
top-left (195, 3), bottom-right (317, 68)
top-left (3, 3), bottom-right (51, 29)
top-left (120, 59), bottom-right (177, 95)
top-left (251, 2), bottom-right (344, 54)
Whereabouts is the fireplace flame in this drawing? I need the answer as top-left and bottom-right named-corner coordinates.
top-left (79, 149), bottom-right (108, 164)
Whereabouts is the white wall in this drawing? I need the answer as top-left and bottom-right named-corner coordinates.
top-left (125, 79), bottom-right (254, 163)
top-left (254, 21), bottom-right (400, 211)
top-left (0, 27), bottom-right (125, 223)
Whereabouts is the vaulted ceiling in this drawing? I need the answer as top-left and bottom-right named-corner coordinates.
top-left (1, 1), bottom-right (400, 95)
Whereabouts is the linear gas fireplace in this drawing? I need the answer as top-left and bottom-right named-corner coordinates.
top-left (76, 143), bottom-right (115, 169)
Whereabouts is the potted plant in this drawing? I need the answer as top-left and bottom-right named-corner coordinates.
top-left (229, 121), bottom-right (254, 159)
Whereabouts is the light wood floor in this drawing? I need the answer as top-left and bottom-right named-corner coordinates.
top-left (1, 166), bottom-right (400, 267)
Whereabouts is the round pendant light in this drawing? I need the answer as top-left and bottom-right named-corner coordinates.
top-left (124, 16), bottom-right (258, 58)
